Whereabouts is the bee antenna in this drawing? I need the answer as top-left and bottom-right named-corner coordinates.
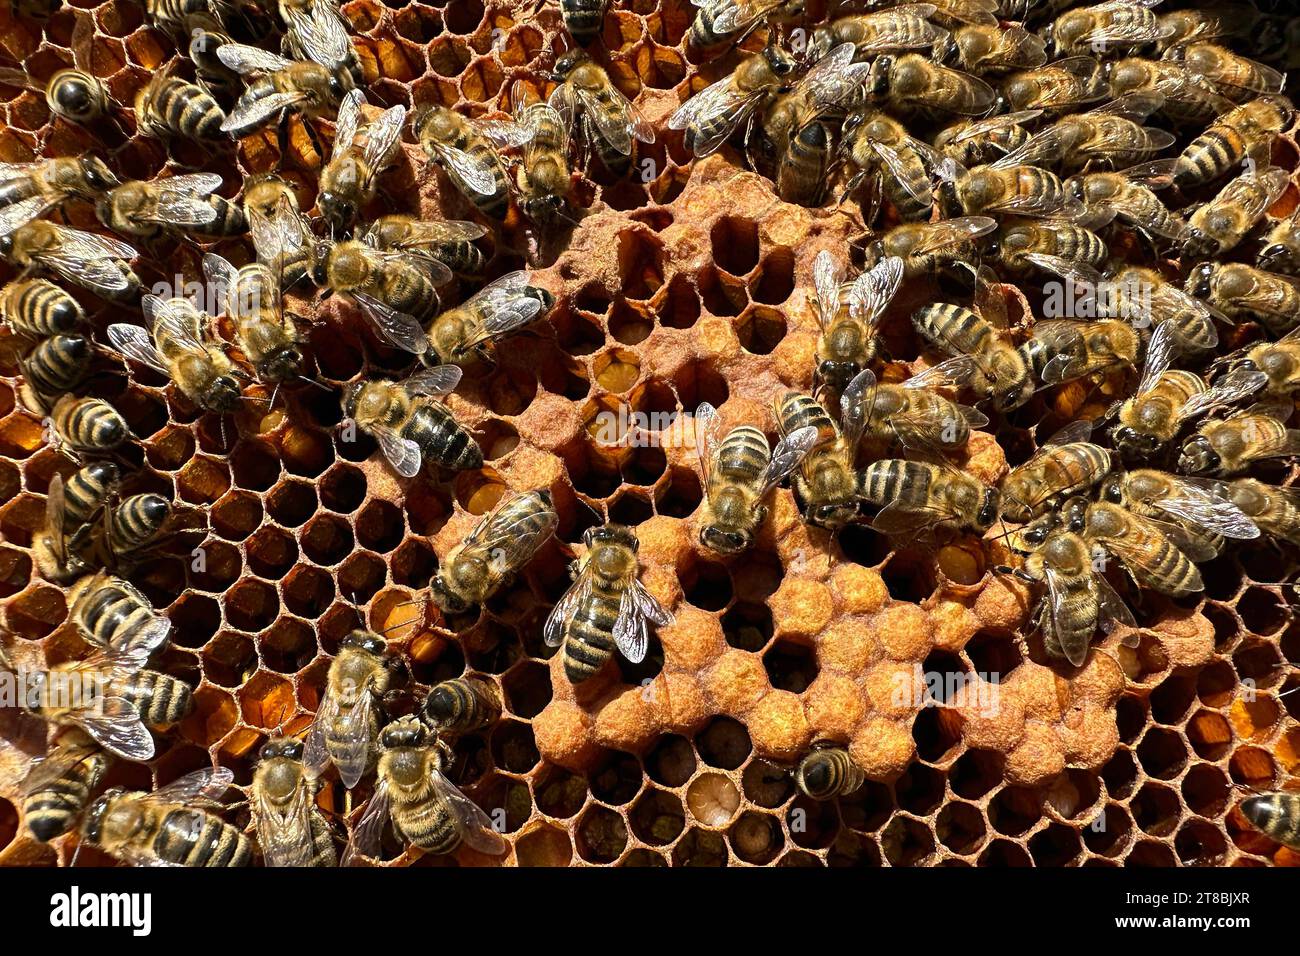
top-left (69, 836), bottom-right (84, 868)
top-left (298, 375), bottom-right (332, 392)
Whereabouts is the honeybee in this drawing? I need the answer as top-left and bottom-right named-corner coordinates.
top-left (304, 629), bottom-right (396, 788)
top-left (1027, 318), bottom-right (1140, 384)
top-left (422, 271), bottom-right (555, 368)
top-left (911, 268), bottom-right (1041, 411)
top-left (80, 767), bottom-right (252, 867)
top-left (1103, 57), bottom-right (1233, 125)
top-left (1178, 400), bottom-right (1300, 476)
top-left (218, 43), bottom-right (351, 141)
top-left (134, 60), bottom-right (227, 142)
top-left (20, 729), bottom-right (112, 841)
top-left (428, 490), bottom-right (558, 614)
top-left (936, 140), bottom-right (1080, 220)
top-left (864, 215), bottom-right (997, 279)
top-left (203, 253), bottom-right (304, 385)
top-left (342, 366), bottom-right (480, 478)
top-left (47, 394), bottom-right (132, 456)
top-left (1000, 421), bottom-right (1112, 522)
top-left (841, 111), bottom-right (939, 222)
top-left (251, 737), bottom-right (338, 867)
top-left (346, 716), bottom-right (507, 860)
top-left (509, 81), bottom-right (573, 228)
top-left (1226, 479), bottom-right (1300, 546)
top-left (362, 215), bottom-right (487, 280)
top-left (248, 190), bottom-right (312, 289)
top-left (0, 220), bottom-right (139, 300)
top-left (549, 50), bottom-right (654, 174)
top-left (1188, 262), bottom-right (1300, 336)
top-left (102, 493), bottom-right (174, 567)
top-left (1099, 469), bottom-right (1255, 559)
top-left (991, 220), bottom-right (1108, 283)
top-left (0, 278), bottom-right (84, 337)
top-left (414, 105), bottom-right (524, 221)
top-left (1002, 527), bottom-right (1134, 666)
top-left (1172, 95), bottom-right (1292, 189)
top-left (934, 24), bottom-right (1048, 75)
top-left (1000, 56), bottom-right (1107, 113)
top-left (1239, 792), bottom-right (1300, 851)
top-left (807, 6), bottom-right (948, 63)
top-left (687, 0), bottom-right (804, 51)
top-left (693, 402), bottom-right (817, 554)
top-left (20, 334), bottom-right (91, 413)
top-left (553, 0), bottom-right (609, 46)
top-left (1102, 265), bottom-right (1222, 352)
top-left (794, 744), bottom-right (864, 801)
top-left (1065, 497), bottom-right (1206, 596)
top-left (865, 53), bottom-right (998, 116)
top-left (545, 524), bottom-right (673, 684)
top-left (34, 471), bottom-right (99, 583)
top-left (0, 156), bottom-right (119, 235)
top-left (109, 295), bottom-right (243, 415)
top-left (1185, 166), bottom-right (1291, 259)
top-left (668, 45), bottom-right (797, 159)
top-left (1109, 322), bottom-right (1265, 458)
top-left (277, 0), bottom-right (361, 84)
top-left (811, 251), bottom-right (903, 392)
top-left (1065, 159), bottom-right (1187, 242)
top-left (1154, 5), bottom-right (1257, 53)
top-left (1045, 0), bottom-right (1174, 58)
top-left (775, 389), bottom-right (861, 529)
top-left (1013, 93), bottom-right (1175, 172)
top-left (933, 110), bottom-right (1042, 168)
top-left (310, 238), bottom-right (450, 354)
top-left (422, 677), bottom-right (500, 735)
top-left (861, 453), bottom-right (1000, 536)
top-left (761, 43), bottom-right (874, 159)
top-left (317, 90), bottom-right (406, 231)
top-left (1166, 42), bottom-right (1286, 102)
top-left (95, 173), bottom-right (245, 240)
top-left (1259, 204), bottom-right (1300, 277)
top-left (1224, 328), bottom-right (1300, 397)
top-left (847, 365), bottom-right (990, 452)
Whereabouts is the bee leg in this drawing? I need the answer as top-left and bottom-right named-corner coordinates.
top-left (301, 117), bottom-right (328, 167)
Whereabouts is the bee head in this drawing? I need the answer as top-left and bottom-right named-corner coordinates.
top-left (78, 156), bottom-right (119, 192)
top-left (1061, 497), bottom-right (1089, 533)
top-left (810, 502), bottom-right (857, 530)
top-left (423, 683), bottom-right (456, 725)
top-left (1018, 521), bottom-right (1049, 551)
top-left (994, 378), bottom-right (1033, 412)
top-left (81, 790), bottom-right (120, 843)
top-left (1110, 424), bottom-right (1159, 459)
top-left (1188, 262), bottom-right (1216, 299)
top-left (552, 49), bottom-right (587, 80)
top-left (700, 525), bottom-right (750, 555)
top-left (1099, 474), bottom-right (1125, 505)
top-left (263, 345), bottom-right (304, 383)
top-left (381, 716), bottom-right (427, 749)
top-left (309, 241), bottom-right (333, 286)
top-left (816, 359), bottom-right (859, 394)
top-left (1177, 435), bottom-right (1219, 475)
top-left (429, 573), bottom-right (469, 615)
top-left (584, 523), bottom-right (638, 552)
top-left (867, 56), bottom-right (892, 99)
top-left (931, 33), bottom-right (958, 66)
top-left (0, 233), bottom-right (14, 257)
top-left (319, 191), bottom-right (355, 233)
top-left (1258, 243), bottom-right (1295, 272)
top-left (342, 629), bottom-right (387, 657)
top-left (259, 737), bottom-right (304, 761)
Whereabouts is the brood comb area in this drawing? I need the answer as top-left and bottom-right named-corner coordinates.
top-left (0, 0), bottom-right (1297, 867)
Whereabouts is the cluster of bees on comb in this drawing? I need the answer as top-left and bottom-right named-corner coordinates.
top-left (0, 0), bottom-right (1295, 869)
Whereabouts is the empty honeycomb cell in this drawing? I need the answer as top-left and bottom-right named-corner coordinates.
top-left (1029, 823), bottom-right (1083, 867)
top-left (0, 795), bottom-right (17, 853)
top-left (1228, 746), bottom-right (1277, 787)
top-left (1187, 708), bottom-right (1234, 762)
top-left (238, 671), bottom-right (296, 729)
top-left (881, 815), bottom-right (937, 867)
top-left (644, 733), bottom-right (695, 788)
top-left (697, 266), bottom-right (746, 318)
top-left (229, 440), bottom-right (281, 492)
top-left (786, 795), bottom-right (838, 851)
top-left (1100, 748), bottom-right (1140, 802)
top-left (225, 578), bottom-right (280, 633)
top-left (654, 273), bottom-right (701, 330)
top-left (354, 500), bottom-right (405, 555)
top-left (1131, 782), bottom-right (1182, 837)
top-left (762, 638), bottom-right (816, 693)
top-left (881, 549), bottom-right (936, 604)
top-left (735, 305), bottom-right (786, 355)
top-left (301, 513), bottom-right (355, 566)
top-left (211, 491), bottom-right (264, 542)
top-left (575, 805), bottom-right (629, 864)
top-left (710, 216), bottom-right (760, 278)
top-left (607, 491), bottom-right (653, 526)
top-left (722, 602), bottom-right (774, 652)
top-left (1127, 840), bottom-right (1178, 867)
top-left (338, 552), bottom-right (387, 604)
top-left (1203, 602), bottom-right (1238, 650)
top-left (950, 748), bottom-right (1004, 801)
top-left (654, 466), bottom-right (702, 518)
top-left (977, 838), bottom-right (1032, 867)
top-left (1234, 638), bottom-right (1284, 689)
top-left (696, 716), bottom-right (751, 770)
top-left (1082, 804), bottom-right (1134, 858)
top-left (682, 560), bottom-right (733, 612)
top-left (1182, 764), bottom-right (1231, 818)
top-left (936, 801), bottom-right (986, 855)
top-left (0, 547), bottom-right (30, 598)
top-left (201, 631), bottom-right (257, 689)
top-left (320, 463), bottom-right (367, 514)
top-left (259, 618), bottom-right (318, 674)
top-left (1136, 727), bottom-right (1189, 781)
top-left (989, 787), bottom-right (1042, 838)
top-left (1115, 694), bottom-right (1148, 745)
top-left (144, 425), bottom-right (195, 472)
top-left (1201, 556), bottom-right (1243, 603)
top-left (168, 593), bottom-right (222, 649)
top-left (246, 526), bottom-right (299, 579)
top-left (964, 628), bottom-right (1023, 679)
top-left (283, 565), bottom-right (335, 619)
top-left (1197, 660), bottom-right (1237, 708)
top-left (1176, 819), bottom-right (1230, 865)
top-left (4, 584), bottom-right (63, 639)
top-left (1149, 672), bottom-right (1198, 726)
top-left (515, 823), bottom-right (574, 866)
top-left (280, 428), bottom-right (332, 479)
top-left (190, 540), bottom-right (243, 593)
top-left (896, 763), bottom-right (946, 817)
top-left (1237, 587), bottom-right (1288, 635)
top-left (738, 759), bottom-right (792, 810)
top-left (463, 619), bottom-right (523, 673)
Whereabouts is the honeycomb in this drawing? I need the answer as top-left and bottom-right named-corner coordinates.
top-left (0, 0), bottom-right (1297, 868)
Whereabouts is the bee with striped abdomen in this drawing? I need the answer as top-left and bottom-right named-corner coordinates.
top-left (218, 42), bottom-right (352, 148)
top-left (80, 767), bottom-right (251, 866)
top-left (549, 50), bottom-right (654, 175)
top-left (20, 333), bottom-right (92, 414)
top-left (687, 0), bottom-right (803, 51)
top-left (95, 173), bottom-right (245, 241)
top-left (1188, 262), bottom-right (1300, 337)
top-left (0, 279), bottom-right (84, 337)
top-left (422, 678), bottom-right (500, 735)
top-left (1177, 400), bottom-right (1300, 477)
top-left (363, 215), bottom-right (487, 281)
top-left (546, 524), bottom-right (673, 684)
top-left (134, 60), bottom-right (227, 142)
top-left (342, 366), bottom-right (480, 478)
top-left (811, 251), bottom-right (903, 393)
top-left (251, 737), bottom-right (338, 867)
top-left (346, 716), bottom-right (507, 860)
top-left (934, 23), bottom-right (1048, 75)
top-left (668, 45), bottom-right (796, 159)
top-left (844, 365), bottom-right (989, 453)
top-left (47, 394), bottom-right (132, 457)
top-left (304, 629), bottom-right (397, 789)
top-left (429, 490), bottom-right (558, 615)
top-left (992, 219), bottom-right (1109, 285)
top-left (20, 729), bottom-right (112, 841)
top-left (1099, 468), bottom-right (1260, 560)
top-left (421, 271), bottom-right (554, 368)
top-left (1166, 43), bottom-right (1286, 102)
top-left (795, 744), bottom-right (864, 800)
top-left (1045, 0), bottom-right (1174, 58)
top-left (776, 386), bottom-right (862, 530)
top-left (0, 220), bottom-right (139, 300)
top-left (203, 253), bottom-right (304, 386)
top-left (933, 110), bottom-right (1043, 169)
top-left (1184, 166), bottom-right (1290, 259)
top-left (1225, 479), bottom-right (1300, 547)
top-left (841, 111), bottom-right (939, 223)
top-left (860, 452), bottom-right (1000, 537)
top-left (1000, 421), bottom-right (1111, 522)
top-left (414, 105), bottom-right (526, 221)
top-left (1102, 265), bottom-right (1222, 353)
top-left (1000, 56), bottom-right (1106, 113)
top-left (1172, 95), bottom-right (1292, 189)
top-left (1103, 57), bottom-right (1233, 126)
top-left (509, 81), bottom-right (574, 231)
top-left (0, 156), bottom-right (120, 235)
top-left (1239, 791), bottom-right (1300, 851)
top-left (1064, 496), bottom-right (1206, 597)
top-left (317, 90), bottom-right (406, 231)
top-left (865, 53), bottom-right (998, 117)
top-left (1013, 93), bottom-right (1175, 173)
top-left (33, 471), bottom-right (98, 583)
top-left (808, 6), bottom-right (948, 63)
top-left (1066, 159), bottom-right (1187, 243)
top-left (693, 402), bottom-right (817, 555)
top-left (866, 216), bottom-right (998, 280)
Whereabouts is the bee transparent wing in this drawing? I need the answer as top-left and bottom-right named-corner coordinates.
top-left (694, 402), bottom-right (721, 487)
top-left (577, 85), bottom-right (654, 156)
top-left (667, 80), bottom-right (766, 158)
top-left (796, 42), bottom-right (872, 112)
top-left (910, 215), bottom-right (998, 255)
top-left (464, 272), bottom-right (547, 344)
top-left (1156, 479), bottom-right (1260, 539)
top-left (342, 777), bottom-right (391, 865)
top-left (335, 688), bottom-right (380, 789)
top-left (1022, 253), bottom-right (1103, 288)
top-left (1106, 516), bottom-right (1207, 592)
top-left (296, 1), bottom-right (355, 70)
top-left (871, 498), bottom-right (953, 536)
top-left (361, 105), bottom-right (407, 176)
top-left (709, 0), bottom-right (771, 35)
top-left (1135, 319), bottom-right (1176, 396)
top-left (1177, 368), bottom-right (1268, 422)
top-left (611, 584), bottom-right (649, 664)
top-left (759, 425), bottom-right (818, 497)
top-left (148, 766), bottom-right (234, 805)
top-left (372, 424), bottom-right (423, 479)
top-left (41, 253), bottom-right (134, 296)
top-left (869, 142), bottom-right (935, 206)
top-left (202, 253), bottom-right (237, 309)
top-left (1042, 419), bottom-right (1094, 446)
top-left (1076, 7), bottom-right (1173, 48)
top-left (107, 323), bottom-right (168, 375)
top-left (428, 141), bottom-right (499, 196)
top-left (222, 91), bottom-right (308, 133)
top-left (974, 264), bottom-right (1009, 331)
top-left (950, 109), bottom-right (1042, 145)
top-left (477, 118), bottom-right (533, 148)
top-left (430, 769), bottom-right (509, 856)
top-left (544, 569), bottom-right (590, 648)
top-left (348, 290), bottom-right (430, 356)
top-left (0, 194), bottom-right (55, 237)
top-left (1094, 571), bottom-right (1136, 635)
top-left (217, 42), bottom-right (294, 74)
top-left (254, 779), bottom-right (318, 867)
top-left (46, 224), bottom-right (137, 262)
top-left (142, 295), bottom-right (207, 355)
top-left (849, 255), bottom-right (904, 327)
top-left (840, 367), bottom-right (877, 449)
top-left (470, 497), bottom-right (558, 568)
top-left (401, 364), bottom-right (463, 399)
top-left (332, 89), bottom-right (364, 161)
top-left (1041, 565), bottom-right (1089, 666)
top-left (812, 251), bottom-right (841, 330)
top-left (367, 218), bottom-right (487, 245)
top-left (44, 472), bottom-right (69, 566)
top-left (74, 695), bottom-right (155, 761)
top-left (303, 690), bottom-right (338, 780)
top-left (20, 742), bottom-right (99, 796)
top-left (855, 8), bottom-right (947, 52)
top-left (148, 176), bottom-right (225, 226)
top-left (910, 354), bottom-right (979, 390)
top-left (1197, 54), bottom-right (1285, 95)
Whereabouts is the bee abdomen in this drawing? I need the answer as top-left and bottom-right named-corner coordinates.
top-left (141, 77), bottom-right (224, 140)
top-left (796, 747), bottom-right (864, 800)
top-left (23, 758), bottom-right (106, 841)
top-left (564, 590), bottom-right (621, 683)
top-left (23, 334), bottom-right (91, 397)
top-left (110, 493), bottom-right (170, 550)
top-left (861, 460), bottom-right (933, 507)
top-left (778, 395), bottom-right (835, 441)
top-left (716, 427), bottom-right (769, 480)
top-left (561, 0), bottom-right (606, 44)
top-left (115, 670), bottom-right (193, 728)
top-left (1174, 126), bottom-right (1245, 187)
top-left (424, 678), bottom-right (499, 733)
top-left (54, 398), bottom-right (129, 452)
top-left (913, 302), bottom-right (990, 355)
top-left (400, 796), bottom-right (460, 854)
top-left (193, 196), bottom-right (247, 237)
top-left (158, 809), bottom-right (252, 867)
top-left (63, 462), bottom-right (117, 527)
top-left (407, 404), bottom-right (482, 471)
top-left (1242, 794), bottom-right (1300, 849)
top-left (3, 279), bottom-right (83, 335)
